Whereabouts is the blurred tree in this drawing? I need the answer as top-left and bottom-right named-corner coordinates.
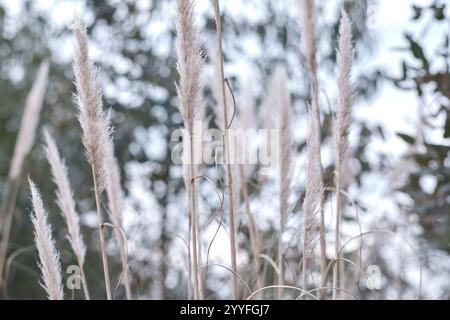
top-left (391, 0), bottom-right (449, 255)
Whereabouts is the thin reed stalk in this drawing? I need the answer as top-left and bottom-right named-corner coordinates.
top-left (239, 81), bottom-right (262, 290)
top-left (212, 0), bottom-right (239, 300)
top-left (72, 16), bottom-right (112, 300)
top-left (299, 0), bottom-right (327, 297)
top-left (0, 60), bottom-right (49, 291)
top-left (333, 11), bottom-right (354, 300)
top-left (29, 179), bottom-right (64, 300)
top-left (175, 0), bottom-right (203, 300)
top-left (105, 139), bottom-right (132, 300)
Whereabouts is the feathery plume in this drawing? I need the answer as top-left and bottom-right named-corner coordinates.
top-left (29, 179), bottom-right (64, 300)
top-left (333, 10), bottom-right (354, 300)
top-left (302, 93), bottom-right (323, 290)
top-left (72, 15), bottom-right (111, 193)
top-left (72, 15), bottom-right (112, 300)
top-left (44, 130), bottom-right (86, 264)
top-left (43, 129), bottom-right (90, 299)
top-left (299, 0), bottom-right (327, 296)
top-left (277, 66), bottom-right (292, 232)
top-left (334, 11), bottom-right (354, 170)
top-left (8, 60), bottom-right (49, 181)
top-left (175, 0), bottom-right (204, 300)
top-left (276, 66), bottom-right (292, 298)
top-left (175, 0), bottom-right (203, 135)
top-left (0, 60), bottom-right (49, 291)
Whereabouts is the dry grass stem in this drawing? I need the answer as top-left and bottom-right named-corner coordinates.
top-left (212, 0), bottom-right (239, 300)
top-left (105, 138), bottom-right (132, 300)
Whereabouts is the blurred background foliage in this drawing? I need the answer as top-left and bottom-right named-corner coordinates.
top-left (0, 0), bottom-right (448, 299)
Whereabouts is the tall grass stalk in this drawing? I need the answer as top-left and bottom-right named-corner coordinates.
top-left (299, 0), bottom-right (327, 296)
top-left (333, 11), bottom-right (353, 300)
top-left (239, 81), bottom-right (262, 290)
top-left (175, 0), bottom-right (203, 300)
top-left (212, 0), bottom-right (239, 300)
top-left (72, 16), bottom-right (112, 300)
top-left (0, 60), bottom-right (49, 290)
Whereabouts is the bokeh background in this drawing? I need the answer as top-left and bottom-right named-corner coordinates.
top-left (0, 0), bottom-right (448, 299)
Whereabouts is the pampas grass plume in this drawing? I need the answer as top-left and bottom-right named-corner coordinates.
top-left (8, 61), bottom-right (49, 180)
top-left (29, 178), bottom-right (64, 300)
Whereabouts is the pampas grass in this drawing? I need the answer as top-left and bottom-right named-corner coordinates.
top-left (333, 10), bottom-right (354, 300)
top-left (8, 61), bottom-right (50, 181)
top-left (302, 93), bottom-right (323, 292)
top-left (299, 0), bottom-right (327, 296)
top-left (0, 60), bottom-right (49, 290)
top-left (211, 0), bottom-right (239, 300)
top-left (0, 2), bottom-right (363, 302)
top-left (43, 129), bottom-right (90, 299)
top-left (175, 0), bottom-right (204, 300)
top-left (29, 179), bottom-right (64, 300)
top-left (276, 66), bottom-right (292, 299)
top-left (72, 15), bottom-right (113, 300)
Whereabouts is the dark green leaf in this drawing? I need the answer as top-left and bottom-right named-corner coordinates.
top-left (397, 132), bottom-right (416, 144)
top-left (412, 6), bottom-right (422, 20)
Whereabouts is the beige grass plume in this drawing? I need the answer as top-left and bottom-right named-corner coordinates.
top-left (334, 11), bottom-right (354, 170)
top-left (175, 0), bottom-right (204, 300)
top-left (0, 59), bottom-right (49, 291)
top-left (72, 15), bottom-right (111, 194)
top-left (8, 60), bottom-right (49, 181)
top-left (299, 0), bottom-right (327, 296)
top-left (175, 0), bottom-right (203, 135)
top-left (275, 66), bottom-right (292, 298)
top-left (302, 92), bottom-right (323, 290)
top-left (333, 10), bottom-right (354, 300)
top-left (29, 178), bottom-right (64, 300)
top-left (72, 15), bottom-right (112, 300)
top-left (43, 129), bottom-right (89, 299)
